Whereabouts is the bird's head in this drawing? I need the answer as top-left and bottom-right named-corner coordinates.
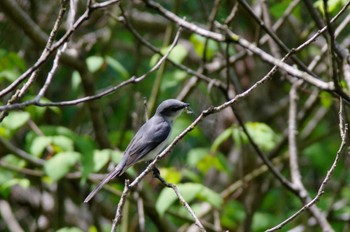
top-left (156, 99), bottom-right (191, 121)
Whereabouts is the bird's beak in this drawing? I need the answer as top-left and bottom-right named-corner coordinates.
top-left (184, 103), bottom-right (193, 114)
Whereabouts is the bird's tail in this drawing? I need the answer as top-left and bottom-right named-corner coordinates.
top-left (84, 163), bottom-right (125, 203)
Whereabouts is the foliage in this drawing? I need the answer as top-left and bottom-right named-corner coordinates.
top-left (0, 0), bottom-right (350, 231)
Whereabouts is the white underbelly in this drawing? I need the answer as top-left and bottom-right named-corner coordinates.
top-left (139, 136), bottom-right (170, 162)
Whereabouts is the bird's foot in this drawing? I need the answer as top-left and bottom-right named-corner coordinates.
top-left (152, 167), bottom-right (173, 188)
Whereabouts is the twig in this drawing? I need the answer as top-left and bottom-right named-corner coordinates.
top-left (111, 179), bottom-right (130, 231)
top-left (266, 98), bottom-right (347, 231)
top-left (0, 0), bottom-right (120, 98)
top-left (152, 169), bottom-right (206, 231)
top-left (0, 0), bottom-right (68, 121)
top-left (36, 42), bottom-right (69, 101)
top-left (115, 7), bottom-right (226, 89)
top-left (134, 190), bottom-right (145, 232)
top-left (237, 0), bottom-right (318, 79)
top-left (323, 0), bottom-right (340, 89)
top-left (35, 0), bottom-right (77, 101)
top-left (0, 24), bottom-right (182, 110)
top-left (0, 161), bottom-right (44, 177)
top-left (19, 0), bottom-right (68, 98)
top-left (144, 0), bottom-right (335, 90)
top-left (288, 84), bottom-right (302, 185)
top-left (0, 200), bottom-right (24, 232)
top-left (260, 0), bottom-right (301, 44)
top-left (0, 137), bottom-right (45, 166)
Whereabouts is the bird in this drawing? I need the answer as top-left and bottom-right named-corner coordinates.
top-left (84, 99), bottom-right (191, 203)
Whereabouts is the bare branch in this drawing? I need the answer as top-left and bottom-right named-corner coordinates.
top-left (0, 0), bottom-right (120, 98)
top-left (111, 179), bottom-right (130, 231)
top-left (267, 98), bottom-right (347, 231)
top-left (0, 200), bottom-right (24, 232)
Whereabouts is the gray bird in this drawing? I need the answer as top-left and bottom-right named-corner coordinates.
top-left (84, 99), bottom-right (191, 203)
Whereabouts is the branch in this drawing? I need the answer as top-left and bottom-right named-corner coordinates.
top-left (0, 0), bottom-right (120, 98)
top-left (111, 179), bottom-right (130, 231)
top-left (0, 24), bottom-right (182, 111)
top-left (267, 98), bottom-right (347, 231)
top-left (0, 137), bottom-right (45, 166)
top-left (0, 200), bottom-right (24, 232)
top-left (144, 0), bottom-right (335, 90)
top-left (152, 169), bottom-right (206, 231)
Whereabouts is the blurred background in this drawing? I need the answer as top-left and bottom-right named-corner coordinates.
top-left (1, 0), bottom-right (350, 231)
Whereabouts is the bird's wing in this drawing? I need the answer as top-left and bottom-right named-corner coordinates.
top-left (84, 116), bottom-right (170, 203)
top-left (123, 116), bottom-right (171, 168)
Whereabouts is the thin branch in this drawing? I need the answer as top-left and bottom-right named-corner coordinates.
top-left (0, 25), bottom-right (182, 110)
top-left (0, 200), bottom-right (24, 232)
top-left (267, 99), bottom-right (347, 231)
top-left (152, 169), bottom-right (206, 231)
top-left (144, 0), bottom-right (336, 90)
top-left (35, 42), bottom-right (68, 101)
top-left (0, 0), bottom-right (120, 98)
top-left (18, 0), bottom-right (68, 98)
top-left (237, 0), bottom-right (318, 79)
top-left (260, 0), bottom-right (301, 44)
top-left (323, 0), bottom-right (340, 89)
top-left (0, 0), bottom-right (68, 121)
top-left (111, 179), bottom-right (130, 231)
top-left (288, 84), bottom-right (302, 185)
top-left (134, 190), bottom-right (146, 232)
top-left (115, 8), bottom-right (226, 89)
top-left (0, 137), bottom-right (45, 166)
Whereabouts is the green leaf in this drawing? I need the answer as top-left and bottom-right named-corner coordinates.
top-left (314, 0), bottom-right (345, 14)
top-left (56, 227), bottom-right (84, 232)
top-left (71, 71), bottom-right (81, 91)
top-left (270, 1), bottom-right (290, 18)
top-left (86, 56), bottom-right (104, 73)
top-left (1, 178), bottom-right (30, 190)
top-left (44, 152), bottom-right (80, 181)
top-left (0, 178), bottom-right (30, 198)
top-left (0, 49), bottom-right (26, 83)
top-left (150, 44), bottom-right (188, 66)
top-left (221, 200), bottom-right (245, 230)
top-left (211, 127), bottom-right (233, 152)
top-left (77, 138), bottom-right (95, 181)
top-left (1, 111), bottom-right (30, 131)
top-left (160, 70), bottom-right (187, 91)
top-left (30, 136), bottom-right (51, 157)
top-left (197, 153), bottom-right (229, 174)
top-left (0, 70), bottom-right (18, 82)
top-left (106, 56), bottom-right (129, 79)
top-left (159, 167), bottom-right (182, 184)
top-left (1, 154), bottom-right (26, 168)
top-left (0, 49), bottom-right (26, 71)
top-left (190, 34), bottom-right (218, 60)
top-left (30, 135), bottom-right (74, 157)
top-left (93, 149), bottom-right (112, 172)
top-left (252, 212), bottom-right (276, 231)
top-left (156, 183), bottom-right (222, 216)
top-left (233, 122), bottom-right (280, 151)
top-left (186, 147), bottom-right (209, 167)
top-left (197, 185), bottom-right (223, 208)
top-left (156, 187), bottom-right (177, 216)
top-left (51, 135), bottom-right (74, 152)
top-left (182, 169), bottom-right (201, 183)
top-left (320, 92), bottom-right (333, 109)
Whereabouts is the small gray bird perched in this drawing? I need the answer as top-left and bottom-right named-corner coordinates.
top-left (84, 99), bottom-right (191, 203)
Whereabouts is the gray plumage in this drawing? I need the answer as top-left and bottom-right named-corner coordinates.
top-left (84, 99), bottom-right (190, 203)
